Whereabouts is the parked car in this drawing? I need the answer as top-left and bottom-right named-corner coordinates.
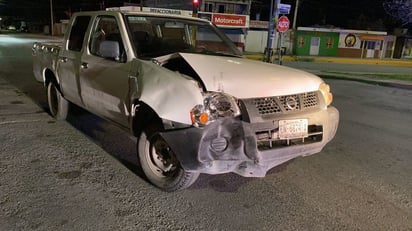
top-left (7, 25), bottom-right (16, 31)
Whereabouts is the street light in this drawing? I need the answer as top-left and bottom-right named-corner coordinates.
top-left (50, 0), bottom-right (54, 36)
top-left (264, 0), bottom-right (281, 63)
top-left (292, 0), bottom-right (299, 29)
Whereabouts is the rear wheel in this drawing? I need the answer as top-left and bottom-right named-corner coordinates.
top-left (47, 81), bottom-right (69, 120)
top-left (138, 131), bottom-right (199, 191)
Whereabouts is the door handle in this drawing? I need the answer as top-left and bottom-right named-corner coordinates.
top-left (81, 62), bottom-right (88, 69)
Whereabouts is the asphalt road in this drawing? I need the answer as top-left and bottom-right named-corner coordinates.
top-left (1, 34), bottom-right (412, 230)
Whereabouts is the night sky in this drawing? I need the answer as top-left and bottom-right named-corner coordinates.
top-left (0, 0), bottom-right (128, 21)
top-left (253, 0), bottom-right (401, 31)
top-left (0, 0), bottom-right (406, 31)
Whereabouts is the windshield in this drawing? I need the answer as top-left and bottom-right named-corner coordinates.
top-left (125, 15), bottom-right (242, 59)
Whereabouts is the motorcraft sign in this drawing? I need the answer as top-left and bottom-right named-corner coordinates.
top-left (212, 14), bottom-right (249, 28)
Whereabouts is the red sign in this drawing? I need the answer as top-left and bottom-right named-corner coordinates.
top-left (250, 20), bottom-right (269, 29)
top-left (212, 14), bottom-right (247, 27)
top-left (277, 16), bottom-right (290, 33)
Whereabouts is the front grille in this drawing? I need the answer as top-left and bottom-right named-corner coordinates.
top-left (237, 91), bottom-right (323, 150)
top-left (253, 91), bottom-right (319, 116)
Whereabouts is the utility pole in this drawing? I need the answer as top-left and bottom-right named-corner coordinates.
top-left (50, 0), bottom-right (54, 36)
top-left (292, 0), bottom-right (299, 29)
top-left (264, 0), bottom-right (280, 63)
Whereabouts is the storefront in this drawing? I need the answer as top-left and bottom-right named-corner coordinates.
top-left (393, 35), bottom-right (412, 59)
top-left (338, 32), bottom-right (395, 59)
top-left (295, 27), bottom-right (395, 59)
top-left (294, 28), bottom-right (339, 56)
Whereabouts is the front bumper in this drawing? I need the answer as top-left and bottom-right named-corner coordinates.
top-left (161, 106), bottom-right (339, 177)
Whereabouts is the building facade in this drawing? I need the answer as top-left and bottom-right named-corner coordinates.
top-left (294, 27), bottom-right (396, 59)
top-left (294, 29), bottom-right (339, 57)
top-left (200, 0), bottom-right (251, 15)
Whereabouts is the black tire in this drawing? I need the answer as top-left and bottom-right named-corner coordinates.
top-left (138, 131), bottom-right (199, 191)
top-left (47, 81), bottom-right (69, 120)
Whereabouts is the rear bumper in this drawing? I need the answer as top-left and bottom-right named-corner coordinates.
top-left (161, 106), bottom-right (339, 177)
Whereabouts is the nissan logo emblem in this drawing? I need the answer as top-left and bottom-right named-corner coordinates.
top-left (285, 96), bottom-right (298, 110)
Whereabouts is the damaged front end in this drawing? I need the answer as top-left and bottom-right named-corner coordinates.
top-left (160, 89), bottom-right (339, 177)
top-left (145, 53), bottom-right (339, 178)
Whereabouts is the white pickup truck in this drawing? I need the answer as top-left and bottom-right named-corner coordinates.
top-left (32, 10), bottom-right (339, 191)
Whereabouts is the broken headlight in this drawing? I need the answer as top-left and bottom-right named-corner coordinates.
top-left (190, 92), bottom-right (241, 127)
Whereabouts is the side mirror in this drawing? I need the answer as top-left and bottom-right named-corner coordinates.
top-left (99, 40), bottom-right (120, 60)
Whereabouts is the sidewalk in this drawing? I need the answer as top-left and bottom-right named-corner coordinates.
top-left (244, 53), bottom-right (412, 67)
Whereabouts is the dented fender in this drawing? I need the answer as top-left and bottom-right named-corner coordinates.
top-left (129, 59), bottom-right (203, 125)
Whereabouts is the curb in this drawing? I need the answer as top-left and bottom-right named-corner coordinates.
top-left (244, 54), bottom-right (412, 67)
top-left (318, 74), bottom-right (412, 90)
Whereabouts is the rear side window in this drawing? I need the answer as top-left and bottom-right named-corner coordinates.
top-left (68, 16), bottom-right (91, 52)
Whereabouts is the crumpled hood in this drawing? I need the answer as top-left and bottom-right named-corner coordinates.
top-left (178, 53), bottom-right (323, 98)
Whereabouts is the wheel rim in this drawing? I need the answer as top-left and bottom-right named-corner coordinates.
top-left (48, 83), bottom-right (59, 116)
top-left (145, 135), bottom-right (179, 178)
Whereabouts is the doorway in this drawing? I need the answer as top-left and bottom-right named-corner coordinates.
top-left (309, 37), bottom-right (320, 56)
top-left (365, 41), bottom-right (376, 58)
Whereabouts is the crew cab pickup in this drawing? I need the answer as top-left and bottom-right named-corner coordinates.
top-left (32, 10), bottom-right (339, 191)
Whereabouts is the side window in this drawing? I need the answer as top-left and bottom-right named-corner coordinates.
top-left (325, 37), bottom-right (334, 49)
top-left (68, 16), bottom-right (91, 52)
top-left (89, 16), bottom-right (126, 62)
top-left (297, 36), bottom-right (306, 48)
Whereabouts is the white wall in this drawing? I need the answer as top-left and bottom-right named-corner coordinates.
top-left (245, 30), bottom-right (268, 53)
top-left (245, 30), bottom-right (292, 54)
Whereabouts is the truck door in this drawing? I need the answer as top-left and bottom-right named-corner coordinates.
top-left (57, 15), bottom-right (91, 107)
top-left (79, 15), bottom-right (130, 127)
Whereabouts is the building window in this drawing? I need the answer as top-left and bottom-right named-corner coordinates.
top-left (217, 4), bottom-right (225, 13)
top-left (227, 4), bottom-right (235, 14)
top-left (235, 4), bottom-right (247, 14)
top-left (325, 37), bottom-right (333, 49)
top-left (367, 41), bottom-right (376, 49)
top-left (297, 36), bottom-right (305, 48)
top-left (205, 3), bottom-right (213, 12)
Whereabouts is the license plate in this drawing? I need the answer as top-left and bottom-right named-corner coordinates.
top-left (278, 119), bottom-right (308, 139)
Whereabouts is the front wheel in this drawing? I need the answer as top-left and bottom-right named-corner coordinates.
top-left (138, 131), bottom-right (199, 191)
top-left (47, 81), bottom-right (69, 120)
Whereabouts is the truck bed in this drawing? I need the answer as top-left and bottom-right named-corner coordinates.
top-left (32, 41), bottom-right (63, 83)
